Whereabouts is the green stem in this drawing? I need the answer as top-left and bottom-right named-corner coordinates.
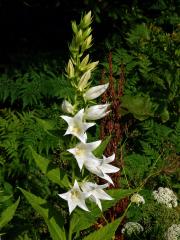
top-left (119, 202), bottom-right (132, 225)
top-left (101, 214), bottom-right (108, 224)
top-left (139, 153), bottom-right (162, 189)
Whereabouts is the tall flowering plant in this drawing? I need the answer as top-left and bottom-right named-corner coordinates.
top-left (18, 12), bottom-right (135, 240)
top-left (59, 11), bottom-right (119, 214)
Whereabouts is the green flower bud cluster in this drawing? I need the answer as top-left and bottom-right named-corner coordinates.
top-left (66, 11), bottom-right (99, 99)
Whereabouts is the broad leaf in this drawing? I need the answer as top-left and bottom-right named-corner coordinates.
top-left (0, 195), bottom-right (12, 203)
top-left (121, 94), bottom-right (158, 120)
top-left (19, 188), bottom-right (66, 240)
top-left (30, 147), bottom-right (69, 188)
top-left (93, 135), bottom-right (111, 157)
top-left (0, 198), bottom-right (20, 229)
top-left (82, 217), bottom-right (121, 240)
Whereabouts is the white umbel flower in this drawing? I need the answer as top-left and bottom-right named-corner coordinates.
top-left (153, 187), bottom-right (178, 208)
top-left (121, 222), bottom-right (144, 236)
top-left (67, 140), bottom-right (101, 170)
top-left (84, 104), bottom-right (110, 120)
top-left (131, 193), bottom-right (145, 205)
top-left (58, 180), bottom-right (89, 214)
top-left (61, 109), bottom-right (95, 143)
top-left (81, 182), bottom-right (112, 210)
top-left (83, 83), bottom-right (109, 101)
top-left (165, 224), bottom-right (180, 240)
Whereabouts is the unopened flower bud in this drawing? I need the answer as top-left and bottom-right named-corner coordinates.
top-left (66, 59), bottom-right (74, 78)
top-left (80, 11), bottom-right (92, 29)
top-left (79, 60), bottom-right (99, 72)
top-left (86, 61), bottom-right (99, 71)
top-left (81, 35), bottom-right (92, 51)
top-left (83, 27), bottom-right (92, 39)
top-left (78, 71), bottom-right (91, 91)
top-left (76, 29), bottom-right (83, 44)
top-left (84, 104), bottom-right (110, 120)
top-left (80, 54), bottom-right (90, 68)
top-left (61, 100), bottom-right (75, 115)
top-left (83, 83), bottom-right (109, 101)
top-left (71, 21), bottom-right (78, 34)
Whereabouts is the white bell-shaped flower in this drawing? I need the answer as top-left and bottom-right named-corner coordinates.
top-left (81, 181), bottom-right (112, 210)
top-left (68, 140), bottom-right (101, 170)
top-left (61, 109), bottom-right (95, 143)
top-left (84, 153), bottom-right (119, 185)
top-left (58, 180), bottom-right (89, 214)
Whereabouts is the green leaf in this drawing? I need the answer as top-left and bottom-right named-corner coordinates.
top-left (70, 189), bottom-right (135, 234)
top-left (0, 197), bottom-right (20, 229)
top-left (121, 95), bottom-right (157, 120)
top-left (31, 147), bottom-right (49, 173)
top-left (0, 195), bottom-right (12, 203)
top-left (173, 184), bottom-right (180, 189)
top-left (82, 217), bottom-right (121, 240)
top-left (160, 108), bottom-right (169, 123)
top-left (93, 135), bottom-right (111, 157)
top-left (19, 188), bottom-right (66, 240)
top-left (30, 147), bottom-right (69, 188)
top-left (46, 168), bottom-right (68, 187)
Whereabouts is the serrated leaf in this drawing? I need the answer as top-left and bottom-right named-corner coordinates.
top-left (82, 217), bottom-right (121, 240)
top-left (30, 147), bottom-right (69, 188)
top-left (19, 188), bottom-right (66, 240)
top-left (124, 154), bottom-right (151, 183)
top-left (0, 197), bottom-right (20, 229)
top-left (35, 118), bottom-right (57, 131)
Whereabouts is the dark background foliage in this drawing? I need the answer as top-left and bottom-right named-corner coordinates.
top-left (0, 0), bottom-right (179, 66)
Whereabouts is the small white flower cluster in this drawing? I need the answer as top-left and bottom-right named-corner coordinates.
top-left (165, 224), bottom-right (180, 240)
top-left (58, 12), bottom-right (119, 214)
top-left (152, 187), bottom-right (178, 208)
top-left (121, 222), bottom-right (144, 236)
top-left (130, 193), bottom-right (145, 206)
